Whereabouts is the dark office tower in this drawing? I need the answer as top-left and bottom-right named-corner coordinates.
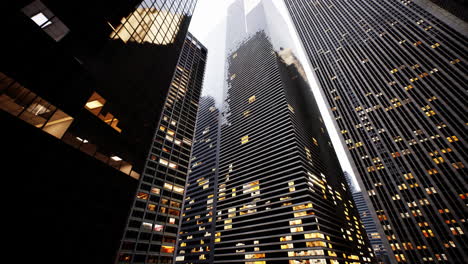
top-left (284, 0), bottom-right (468, 263)
top-left (212, 1), bottom-right (376, 260)
top-left (352, 190), bottom-right (391, 264)
top-left (216, 30), bottom-right (374, 264)
top-left (175, 96), bottom-right (221, 263)
top-left (2, 0), bottom-right (198, 263)
top-left (116, 33), bottom-right (207, 264)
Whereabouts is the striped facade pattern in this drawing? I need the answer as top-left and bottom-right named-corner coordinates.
top-left (352, 191), bottom-right (390, 264)
top-left (213, 31), bottom-right (374, 264)
top-left (176, 96), bottom-right (221, 263)
top-left (116, 33), bottom-right (207, 264)
top-left (284, 0), bottom-right (467, 263)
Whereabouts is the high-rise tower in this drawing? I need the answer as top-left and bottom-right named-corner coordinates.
top-left (175, 96), bottom-right (221, 263)
top-left (197, 1), bottom-right (375, 263)
top-left (352, 190), bottom-right (391, 264)
top-left (285, 0), bottom-right (467, 262)
top-left (116, 33), bottom-right (207, 264)
top-left (344, 172), bottom-right (390, 264)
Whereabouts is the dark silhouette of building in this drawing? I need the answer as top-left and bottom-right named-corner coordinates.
top-left (1, 0), bottom-right (200, 263)
top-left (175, 96), bottom-right (221, 263)
top-left (285, 0), bottom-right (468, 262)
top-left (115, 33), bottom-right (207, 263)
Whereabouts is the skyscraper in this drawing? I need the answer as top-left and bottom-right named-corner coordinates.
top-left (116, 33), bottom-right (207, 264)
top-left (284, 0), bottom-right (467, 262)
top-left (345, 172), bottom-right (390, 264)
top-left (352, 190), bottom-right (391, 264)
top-left (214, 28), bottom-right (374, 264)
top-left (175, 96), bottom-right (221, 263)
top-left (2, 0), bottom-right (199, 262)
top-left (176, 1), bottom-right (375, 263)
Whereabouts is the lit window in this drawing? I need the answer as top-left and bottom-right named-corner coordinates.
top-left (290, 226), bottom-right (304, 232)
top-left (159, 158), bottom-right (169, 166)
top-left (248, 95), bottom-right (256, 103)
top-left (161, 245), bottom-right (174, 254)
top-left (85, 100), bottom-right (103, 109)
top-left (136, 192), bottom-right (149, 200)
top-left (22, 1), bottom-right (70, 41)
top-left (151, 187), bottom-right (160, 195)
top-left (111, 156), bottom-right (122, 161)
top-left (241, 135), bottom-right (249, 144)
top-left (142, 222), bottom-right (152, 229)
top-left (31, 12), bottom-right (51, 28)
top-left (154, 224), bottom-right (164, 232)
top-left (173, 185), bottom-right (184, 194)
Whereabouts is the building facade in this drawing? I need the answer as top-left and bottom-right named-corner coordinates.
top-left (284, 0), bottom-right (467, 263)
top-left (352, 191), bottom-right (391, 264)
top-left (2, 0), bottom-right (199, 263)
top-left (116, 33), bottom-right (207, 264)
top-left (214, 29), bottom-right (374, 264)
top-left (344, 172), bottom-right (390, 264)
top-left (175, 96), bottom-right (221, 263)
top-left (189, 1), bottom-right (375, 263)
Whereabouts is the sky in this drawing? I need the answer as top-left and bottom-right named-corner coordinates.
top-left (188, 0), bottom-right (361, 190)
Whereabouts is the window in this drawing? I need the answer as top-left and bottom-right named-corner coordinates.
top-left (136, 192), bottom-right (149, 200)
top-left (22, 0), bottom-right (70, 41)
top-left (84, 92), bottom-right (122, 132)
top-left (241, 135), bottom-right (249, 144)
top-left (248, 95), bottom-right (256, 103)
top-left (142, 222), bottom-right (152, 230)
top-left (151, 187), bottom-right (161, 195)
top-left (161, 246), bottom-right (174, 254)
top-left (31, 12), bottom-right (51, 28)
top-left (154, 224), bottom-right (164, 232)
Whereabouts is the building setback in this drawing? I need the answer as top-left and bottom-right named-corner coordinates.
top-left (284, 0), bottom-right (467, 263)
top-left (175, 96), bottom-right (221, 263)
top-left (116, 33), bottom-right (207, 264)
top-left (2, 0), bottom-right (199, 263)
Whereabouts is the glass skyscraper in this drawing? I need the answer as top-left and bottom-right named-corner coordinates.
top-left (285, 0), bottom-right (467, 263)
